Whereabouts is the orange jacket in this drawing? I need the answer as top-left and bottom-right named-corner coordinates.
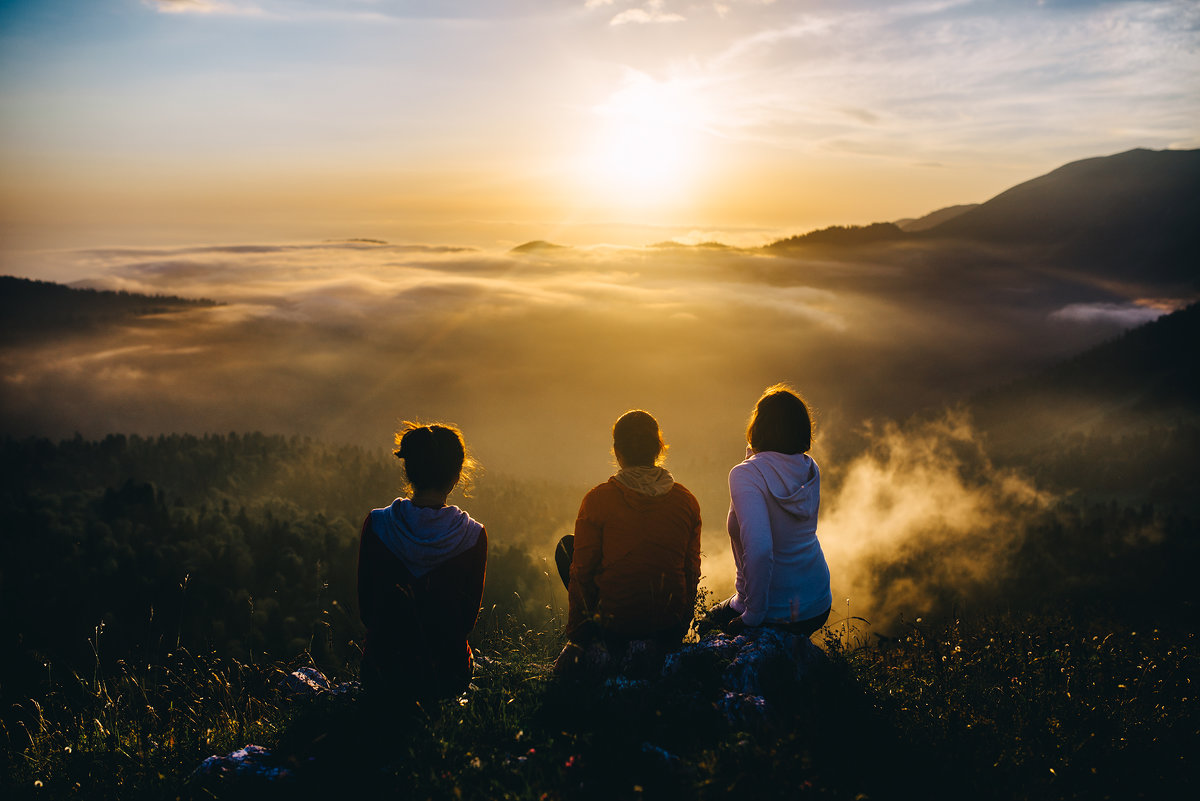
top-left (567, 478), bottom-right (702, 639)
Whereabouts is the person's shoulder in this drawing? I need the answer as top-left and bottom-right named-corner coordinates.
top-left (728, 458), bottom-right (759, 481)
top-left (669, 482), bottom-right (700, 506)
top-left (672, 482), bottom-right (700, 513)
top-left (584, 479), bottom-right (621, 500)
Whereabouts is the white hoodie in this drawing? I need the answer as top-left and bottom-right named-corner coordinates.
top-left (727, 450), bottom-right (832, 627)
top-left (369, 498), bottom-right (483, 579)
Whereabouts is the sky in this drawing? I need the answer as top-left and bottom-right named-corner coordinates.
top-left (1, 0), bottom-right (1198, 254)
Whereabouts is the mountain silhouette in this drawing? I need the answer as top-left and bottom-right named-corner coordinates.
top-left (922, 148), bottom-right (1200, 286)
top-left (511, 240), bottom-right (568, 253)
top-left (971, 302), bottom-right (1200, 456)
top-left (894, 203), bottom-right (978, 232)
top-left (0, 275), bottom-right (216, 344)
top-left (764, 222), bottom-right (905, 250)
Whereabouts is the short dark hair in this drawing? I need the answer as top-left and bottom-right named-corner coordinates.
top-left (747, 384), bottom-right (812, 454)
top-left (393, 421), bottom-right (473, 492)
top-left (613, 409), bottom-right (666, 467)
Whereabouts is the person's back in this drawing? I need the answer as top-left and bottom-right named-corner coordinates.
top-left (357, 422), bottom-right (487, 705)
top-left (727, 449), bottom-right (830, 626)
top-left (703, 385), bottom-right (832, 638)
top-left (557, 410), bottom-right (702, 656)
top-left (571, 474), bottom-right (700, 639)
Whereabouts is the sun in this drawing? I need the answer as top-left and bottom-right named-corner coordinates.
top-left (579, 74), bottom-right (710, 210)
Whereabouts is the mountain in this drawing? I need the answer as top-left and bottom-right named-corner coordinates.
top-left (969, 302), bottom-right (1200, 493)
top-left (764, 222), bottom-right (905, 250)
top-left (0, 275), bottom-right (217, 344)
top-left (894, 203), bottom-right (979, 232)
top-left (922, 148), bottom-right (1200, 285)
top-left (511, 240), bottom-right (568, 253)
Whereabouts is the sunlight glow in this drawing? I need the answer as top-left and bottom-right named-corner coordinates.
top-left (580, 74), bottom-right (711, 209)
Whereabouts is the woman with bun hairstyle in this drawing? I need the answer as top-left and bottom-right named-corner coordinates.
top-left (555, 410), bottom-right (702, 668)
top-left (705, 385), bottom-right (832, 637)
top-left (357, 422), bottom-right (487, 704)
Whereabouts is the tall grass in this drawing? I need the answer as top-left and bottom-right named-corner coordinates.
top-left (2, 611), bottom-right (1194, 800)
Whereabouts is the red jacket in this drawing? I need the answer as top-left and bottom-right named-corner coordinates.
top-left (567, 478), bottom-right (701, 640)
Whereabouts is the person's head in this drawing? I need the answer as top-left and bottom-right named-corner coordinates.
top-left (393, 421), bottom-right (474, 493)
top-left (612, 409), bottom-right (667, 468)
top-left (746, 384), bottom-right (813, 455)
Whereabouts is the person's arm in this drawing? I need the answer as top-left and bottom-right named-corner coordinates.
top-left (460, 528), bottom-right (488, 633)
top-left (356, 515), bottom-right (378, 630)
top-left (728, 465), bottom-right (773, 627)
top-left (684, 496), bottom-right (702, 613)
top-left (566, 492), bottom-right (603, 641)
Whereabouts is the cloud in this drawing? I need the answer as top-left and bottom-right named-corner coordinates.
top-left (1050, 302), bottom-right (1169, 327)
top-left (611, 1), bottom-right (685, 26)
top-left (145, 0), bottom-right (265, 16)
top-left (674, 0), bottom-right (1200, 163)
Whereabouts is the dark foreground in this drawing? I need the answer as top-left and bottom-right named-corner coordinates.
top-left (2, 611), bottom-right (1195, 801)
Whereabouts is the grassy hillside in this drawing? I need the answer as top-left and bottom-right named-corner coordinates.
top-left (1, 429), bottom-right (1197, 799)
top-left (2, 611), bottom-right (1193, 800)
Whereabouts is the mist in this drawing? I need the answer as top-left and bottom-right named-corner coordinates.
top-left (1, 237), bottom-right (1182, 624)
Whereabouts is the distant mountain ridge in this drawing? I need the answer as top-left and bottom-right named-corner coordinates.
top-left (922, 148), bottom-right (1200, 285)
top-left (764, 148), bottom-right (1200, 288)
top-left (764, 222), bottom-right (905, 250)
top-left (894, 203), bottom-right (979, 232)
top-left (0, 275), bottom-right (216, 344)
top-left (970, 301), bottom-right (1200, 456)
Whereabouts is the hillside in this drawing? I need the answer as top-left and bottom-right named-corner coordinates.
top-left (761, 149), bottom-right (1200, 290)
top-left (894, 203), bottom-right (978, 232)
top-left (764, 221), bottom-right (906, 250)
top-left (0, 275), bottom-right (217, 344)
top-left (968, 302), bottom-right (1200, 507)
top-left (972, 302), bottom-right (1199, 437)
top-left (923, 148), bottom-right (1200, 285)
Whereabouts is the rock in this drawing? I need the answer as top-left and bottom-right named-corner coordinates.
top-left (278, 667), bottom-right (360, 701)
top-left (191, 744), bottom-right (294, 785)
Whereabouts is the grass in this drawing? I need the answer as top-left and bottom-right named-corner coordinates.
top-left (2, 610), bottom-right (1195, 800)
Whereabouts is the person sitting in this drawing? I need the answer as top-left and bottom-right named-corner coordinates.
top-left (357, 421), bottom-right (487, 705)
top-left (702, 384), bottom-right (832, 638)
top-left (554, 410), bottom-right (702, 673)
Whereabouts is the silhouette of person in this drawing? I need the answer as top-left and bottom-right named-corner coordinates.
top-left (701, 385), bottom-right (832, 638)
top-left (357, 422), bottom-right (487, 705)
top-left (554, 410), bottom-right (701, 673)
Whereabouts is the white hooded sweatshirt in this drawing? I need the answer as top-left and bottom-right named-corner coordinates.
top-left (369, 498), bottom-right (483, 579)
top-left (726, 450), bottom-right (832, 627)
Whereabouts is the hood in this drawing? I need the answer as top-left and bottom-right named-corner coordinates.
top-left (606, 469), bottom-right (678, 511)
top-left (744, 451), bottom-right (820, 519)
top-left (369, 498), bottom-right (483, 578)
top-left (613, 465), bottom-right (675, 497)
